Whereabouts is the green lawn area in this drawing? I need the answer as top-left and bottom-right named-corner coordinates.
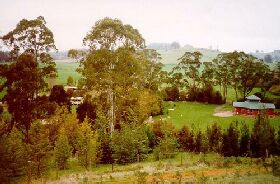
top-left (156, 101), bottom-right (280, 131)
top-left (55, 60), bottom-right (81, 85)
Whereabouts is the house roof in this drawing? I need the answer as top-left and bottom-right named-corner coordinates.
top-left (246, 95), bottom-right (261, 101)
top-left (233, 101), bottom-right (275, 109)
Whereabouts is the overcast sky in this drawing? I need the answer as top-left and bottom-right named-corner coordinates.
top-left (1, 0), bottom-right (280, 52)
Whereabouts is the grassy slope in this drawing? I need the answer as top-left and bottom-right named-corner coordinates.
top-left (27, 152), bottom-right (279, 183)
top-left (158, 47), bottom-right (221, 64)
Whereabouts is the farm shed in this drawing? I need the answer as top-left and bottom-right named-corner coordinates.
top-left (233, 95), bottom-right (275, 115)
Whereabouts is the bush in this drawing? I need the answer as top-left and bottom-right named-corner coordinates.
top-left (187, 86), bottom-right (225, 104)
top-left (269, 85), bottom-right (280, 96)
top-left (164, 86), bottom-right (179, 101)
top-left (153, 137), bottom-right (178, 160)
top-left (111, 124), bottom-right (149, 164)
top-left (272, 156), bottom-right (280, 176)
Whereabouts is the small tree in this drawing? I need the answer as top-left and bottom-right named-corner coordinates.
top-left (250, 113), bottom-right (275, 157)
top-left (240, 123), bottom-right (250, 156)
top-left (49, 85), bottom-right (70, 108)
top-left (67, 76), bottom-right (74, 86)
top-left (206, 123), bottom-right (223, 153)
top-left (154, 136), bottom-right (178, 160)
top-left (111, 124), bottom-right (149, 164)
top-left (176, 126), bottom-right (194, 152)
top-left (27, 121), bottom-right (52, 178)
top-left (54, 128), bottom-right (71, 170)
top-left (0, 128), bottom-right (27, 182)
top-left (221, 122), bottom-right (239, 157)
top-left (76, 118), bottom-right (98, 169)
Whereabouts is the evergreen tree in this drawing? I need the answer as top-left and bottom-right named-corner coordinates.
top-left (76, 118), bottom-right (98, 169)
top-left (221, 122), bottom-right (239, 157)
top-left (250, 113), bottom-right (275, 157)
top-left (54, 128), bottom-right (71, 170)
top-left (240, 123), bottom-right (250, 156)
top-left (176, 126), bottom-right (194, 152)
top-left (0, 128), bottom-right (27, 182)
top-left (27, 121), bottom-right (52, 178)
top-left (206, 123), bottom-right (222, 153)
top-left (111, 124), bottom-right (149, 164)
top-left (275, 126), bottom-right (280, 155)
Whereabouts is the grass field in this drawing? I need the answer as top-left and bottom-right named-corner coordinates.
top-left (55, 60), bottom-right (81, 85)
top-left (157, 101), bottom-right (280, 130)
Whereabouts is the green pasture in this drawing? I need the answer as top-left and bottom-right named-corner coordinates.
top-left (157, 101), bottom-right (280, 130)
top-left (55, 60), bottom-right (81, 85)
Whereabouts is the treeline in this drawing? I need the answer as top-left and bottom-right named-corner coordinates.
top-left (162, 51), bottom-right (280, 104)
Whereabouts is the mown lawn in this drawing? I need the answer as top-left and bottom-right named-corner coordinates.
top-left (157, 101), bottom-right (280, 130)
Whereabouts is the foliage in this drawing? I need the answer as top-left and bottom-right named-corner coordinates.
top-left (272, 156), bottom-right (280, 176)
top-left (154, 136), bottom-right (178, 160)
top-left (187, 85), bottom-right (225, 104)
top-left (250, 113), bottom-right (275, 157)
top-left (0, 128), bottom-right (27, 182)
top-left (206, 123), bottom-right (223, 153)
top-left (222, 122), bottom-right (239, 157)
top-left (0, 54), bottom-right (48, 141)
top-left (67, 76), bottom-right (74, 86)
top-left (164, 86), bottom-right (180, 101)
top-left (111, 124), bottom-right (149, 164)
top-left (76, 118), bottom-right (98, 169)
top-left (176, 125), bottom-right (195, 152)
top-left (54, 128), bottom-right (72, 170)
top-left (239, 123), bottom-right (250, 156)
top-left (1, 16), bottom-right (56, 64)
top-left (27, 121), bottom-right (52, 178)
top-left (174, 51), bottom-right (202, 91)
top-left (76, 100), bottom-right (97, 124)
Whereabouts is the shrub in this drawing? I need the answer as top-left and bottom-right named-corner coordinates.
top-left (164, 86), bottom-right (180, 101)
top-left (272, 156), bottom-right (280, 176)
top-left (153, 137), bottom-right (178, 160)
top-left (111, 124), bottom-right (149, 164)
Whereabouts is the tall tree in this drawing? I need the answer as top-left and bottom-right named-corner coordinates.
top-left (0, 54), bottom-right (47, 141)
top-left (175, 51), bottom-right (202, 92)
top-left (80, 18), bottom-right (145, 135)
top-left (1, 16), bottom-right (56, 65)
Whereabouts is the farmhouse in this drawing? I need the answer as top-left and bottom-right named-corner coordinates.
top-left (233, 95), bottom-right (275, 115)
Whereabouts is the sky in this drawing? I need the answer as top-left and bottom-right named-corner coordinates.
top-left (1, 0), bottom-right (280, 53)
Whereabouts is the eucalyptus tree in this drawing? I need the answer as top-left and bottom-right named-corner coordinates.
top-left (80, 18), bottom-right (145, 135)
top-left (212, 53), bottom-right (232, 99)
top-left (201, 62), bottom-right (214, 88)
top-left (0, 54), bottom-right (49, 141)
top-left (213, 51), bottom-right (269, 101)
top-left (174, 51), bottom-right (202, 92)
top-left (1, 16), bottom-right (56, 73)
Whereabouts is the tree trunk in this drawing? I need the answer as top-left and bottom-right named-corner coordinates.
top-left (108, 87), bottom-right (115, 137)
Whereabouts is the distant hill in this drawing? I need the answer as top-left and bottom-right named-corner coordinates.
top-left (251, 50), bottom-right (280, 63)
top-left (147, 43), bottom-right (221, 64)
